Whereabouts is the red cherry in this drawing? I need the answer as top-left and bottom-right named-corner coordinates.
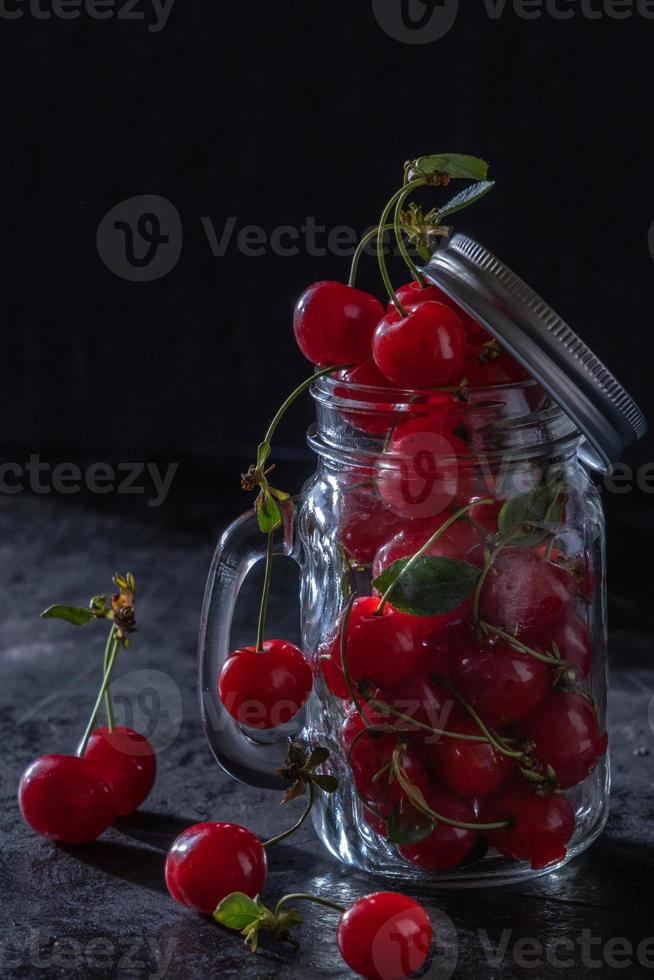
top-left (334, 360), bottom-right (399, 435)
top-left (479, 784), bottom-right (576, 870)
top-left (455, 637), bottom-right (550, 727)
top-left (293, 281), bottom-right (383, 365)
top-left (548, 615), bottom-right (593, 678)
top-left (419, 623), bottom-right (475, 680)
top-left (329, 597), bottom-right (421, 690)
top-left (515, 692), bottom-right (606, 789)
top-left (426, 710), bottom-right (515, 800)
top-left (376, 420), bottom-right (477, 521)
top-left (466, 497), bottom-right (503, 534)
top-left (391, 280), bottom-right (485, 337)
top-left (165, 822), bottom-right (267, 915)
top-left (373, 302), bottom-right (467, 389)
top-left (398, 786), bottom-right (477, 870)
top-left (339, 485), bottom-right (403, 565)
top-left (377, 666), bottom-right (455, 736)
top-left (84, 726), bottom-right (156, 816)
top-left (480, 548), bottom-right (576, 639)
top-left (463, 336), bottom-right (529, 387)
top-left (345, 724), bottom-right (430, 814)
top-left (337, 892), bottom-right (432, 980)
top-left (218, 639), bottom-right (313, 730)
top-left (18, 754), bottom-right (117, 843)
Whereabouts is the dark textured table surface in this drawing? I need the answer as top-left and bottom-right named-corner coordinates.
top-left (1, 492), bottom-right (653, 980)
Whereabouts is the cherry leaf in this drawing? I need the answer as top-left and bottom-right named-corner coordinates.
top-left (311, 774), bottom-right (339, 794)
top-left (498, 485), bottom-right (564, 545)
top-left (438, 180), bottom-right (495, 220)
top-left (256, 492), bottom-right (282, 533)
top-left (387, 801), bottom-right (435, 845)
top-left (40, 604), bottom-right (94, 626)
top-left (408, 154), bottom-right (489, 182)
top-left (372, 557), bottom-right (480, 617)
top-left (214, 892), bottom-right (262, 931)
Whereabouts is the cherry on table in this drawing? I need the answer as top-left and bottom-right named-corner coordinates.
top-left (426, 709), bottom-right (515, 800)
top-left (293, 281), bottom-right (383, 365)
top-left (18, 754), bottom-right (117, 843)
top-left (479, 783), bottom-right (576, 870)
top-left (372, 301), bottom-right (467, 389)
top-left (337, 891), bottom-right (432, 980)
top-left (218, 639), bottom-right (313, 730)
top-left (398, 785), bottom-right (477, 871)
top-left (479, 548), bottom-right (576, 639)
top-left (84, 726), bottom-right (156, 816)
top-left (515, 691), bottom-right (607, 789)
top-left (165, 822), bottom-right (267, 915)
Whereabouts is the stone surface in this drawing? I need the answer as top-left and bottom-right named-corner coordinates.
top-left (1, 494), bottom-right (653, 979)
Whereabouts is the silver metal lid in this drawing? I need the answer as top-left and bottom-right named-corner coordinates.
top-left (420, 234), bottom-right (647, 473)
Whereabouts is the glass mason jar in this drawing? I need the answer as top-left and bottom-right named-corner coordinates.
top-left (199, 371), bottom-right (610, 888)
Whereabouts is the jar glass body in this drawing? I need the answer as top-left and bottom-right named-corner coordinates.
top-left (296, 375), bottom-right (609, 886)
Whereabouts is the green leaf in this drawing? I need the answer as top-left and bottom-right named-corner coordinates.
top-left (214, 893), bottom-right (262, 932)
top-left (256, 441), bottom-right (271, 469)
top-left (311, 774), bottom-right (339, 794)
top-left (372, 557), bottom-right (480, 617)
top-left (256, 491), bottom-right (282, 533)
top-left (437, 180), bottom-right (495, 220)
top-left (411, 154), bottom-right (489, 182)
top-left (306, 746), bottom-right (330, 770)
top-left (387, 801), bottom-right (435, 845)
top-left (498, 485), bottom-right (564, 546)
top-left (40, 604), bottom-right (94, 626)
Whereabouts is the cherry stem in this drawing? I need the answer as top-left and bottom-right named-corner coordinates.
top-left (102, 627), bottom-right (116, 731)
top-left (339, 594), bottom-right (375, 729)
top-left (348, 223), bottom-right (395, 288)
top-left (376, 498), bottom-right (494, 614)
top-left (365, 695), bottom-right (491, 744)
top-left (393, 185), bottom-right (426, 286)
top-left (255, 531), bottom-right (274, 653)
top-left (479, 622), bottom-right (567, 667)
top-left (430, 674), bottom-right (524, 759)
top-left (471, 529), bottom-right (522, 632)
top-left (274, 893), bottom-right (347, 918)
top-left (377, 179), bottom-right (426, 315)
top-left (263, 781), bottom-right (315, 849)
top-left (77, 631), bottom-right (120, 757)
top-left (262, 364), bottom-right (353, 454)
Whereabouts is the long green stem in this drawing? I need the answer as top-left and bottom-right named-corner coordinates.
top-left (377, 179), bottom-right (426, 314)
top-left (274, 892), bottom-right (346, 917)
top-left (366, 696), bottom-right (491, 744)
top-left (262, 364), bottom-right (353, 452)
top-left (376, 499), bottom-right (494, 614)
top-left (77, 633), bottom-right (120, 757)
top-left (255, 531), bottom-right (274, 652)
top-left (430, 675), bottom-right (524, 759)
top-left (102, 628), bottom-right (116, 730)
top-left (393, 755), bottom-right (509, 831)
top-left (480, 622), bottom-right (567, 667)
top-left (348, 223), bottom-right (394, 288)
top-left (393, 186), bottom-right (426, 285)
top-left (263, 782), bottom-right (315, 849)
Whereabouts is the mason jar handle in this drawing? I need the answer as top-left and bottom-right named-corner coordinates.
top-left (198, 502), bottom-right (302, 790)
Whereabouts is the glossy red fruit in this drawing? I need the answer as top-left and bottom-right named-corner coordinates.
top-left (391, 280), bottom-right (485, 337)
top-left (480, 548), bottom-right (576, 639)
top-left (84, 726), bottom-right (156, 816)
top-left (330, 597), bottom-right (421, 690)
top-left (218, 640), bottom-right (313, 730)
top-left (547, 615), bottom-right (593, 678)
top-left (373, 302), bottom-right (467, 389)
top-left (339, 485), bottom-right (403, 565)
top-left (398, 786), bottom-right (477, 870)
top-left (466, 497), bottom-right (503, 534)
top-left (337, 892), bottom-right (432, 980)
top-left (376, 421), bottom-right (477, 521)
top-left (334, 360), bottom-right (398, 435)
top-left (455, 637), bottom-right (550, 727)
top-left (378, 668), bottom-right (455, 736)
top-left (165, 822), bottom-right (267, 915)
top-left (479, 784), bottom-right (576, 870)
top-left (346, 726), bottom-right (430, 815)
top-left (419, 623), bottom-right (476, 681)
top-left (293, 281), bottom-right (383, 365)
top-left (463, 336), bottom-right (529, 387)
top-left (515, 692), bottom-right (607, 789)
top-left (18, 754), bottom-right (117, 843)
top-left (426, 710), bottom-right (515, 800)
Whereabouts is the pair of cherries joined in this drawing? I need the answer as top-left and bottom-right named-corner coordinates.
top-left (18, 574), bottom-right (157, 844)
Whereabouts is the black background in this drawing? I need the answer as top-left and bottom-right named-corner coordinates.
top-left (1, 2), bottom-right (653, 632)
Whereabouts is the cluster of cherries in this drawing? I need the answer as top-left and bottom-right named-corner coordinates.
top-left (18, 575), bottom-right (157, 844)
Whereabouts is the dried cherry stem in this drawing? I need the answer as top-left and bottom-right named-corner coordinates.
top-left (393, 754), bottom-right (510, 831)
top-left (263, 781), bottom-right (316, 849)
top-left (377, 179), bottom-right (427, 315)
top-left (364, 694), bottom-right (491, 744)
top-left (255, 531), bottom-right (274, 653)
top-left (77, 630), bottom-right (120, 757)
top-left (348, 223), bottom-right (395, 288)
top-left (340, 594), bottom-right (375, 729)
top-left (376, 498), bottom-right (494, 615)
top-left (430, 674), bottom-right (524, 760)
top-left (274, 894), bottom-right (347, 917)
top-left (479, 622), bottom-right (568, 667)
